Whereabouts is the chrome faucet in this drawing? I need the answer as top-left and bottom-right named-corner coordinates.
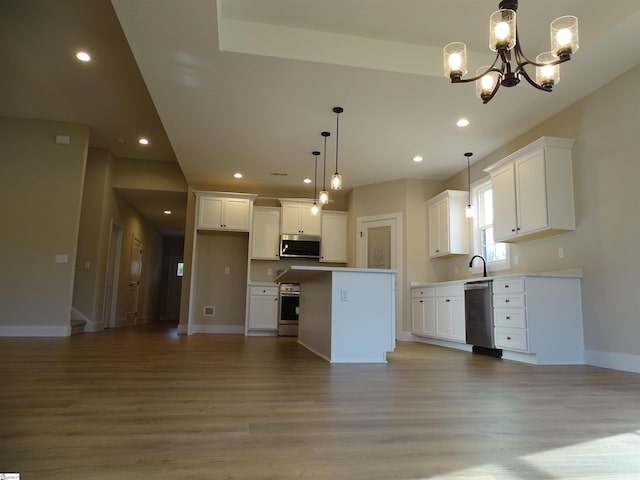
top-left (469, 255), bottom-right (487, 278)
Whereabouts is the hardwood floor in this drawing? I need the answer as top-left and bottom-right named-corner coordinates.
top-left (1, 323), bottom-right (639, 479)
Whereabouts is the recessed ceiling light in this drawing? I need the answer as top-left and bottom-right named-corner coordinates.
top-left (303, 178), bottom-right (312, 184)
top-left (413, 155), bottom-right (424, 162)
top-left (233, 172), bottom-right (243, 179)
top-left (163, 210), bottom-right (172, 215)
top-left (457, 118), bottom-right (470, 127)
top-left (75, 51), bottom-right (91, 62)
top-left (138, 138), bottom-right (149, 145)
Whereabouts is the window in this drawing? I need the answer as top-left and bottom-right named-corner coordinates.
top-left (471, 178), bottom-right (510, 272)
top-left (176, 262), bottom-right (184, 277)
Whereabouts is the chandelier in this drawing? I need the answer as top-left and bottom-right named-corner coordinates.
top-left (443, 0), bottom-right (579, 104)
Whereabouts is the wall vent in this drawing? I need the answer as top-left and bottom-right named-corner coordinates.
top-left (203, 306), bottom-right (216, 317)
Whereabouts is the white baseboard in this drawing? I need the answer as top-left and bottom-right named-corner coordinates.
top-left (412, 335), bottom-right (473, 352)
top-left (584, 349), bottom-right (640, 374)
top-left (188, 324), bottom-right (244, 335)
top-left (177, 323), bottom-right (188, 334)
top-left (0, 325), bottom-right (71, 337)
top-left (396, 330), bottom-right (414, 342)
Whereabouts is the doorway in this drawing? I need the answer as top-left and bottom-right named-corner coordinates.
top-left (103, 222), bottom-right (123, 328)
top-left (127, 236), bottom-right (143, 324)
top-left (356, 213), bottom-right (403, 339)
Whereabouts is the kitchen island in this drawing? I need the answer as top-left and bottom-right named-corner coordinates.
top-left (276, 266), bottom-right (396, 363)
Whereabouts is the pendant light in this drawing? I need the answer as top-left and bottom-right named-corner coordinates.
top-left (465, 152), bottom-right (474, 218)
top-left (319, 131), bottom-right (330, 205)
top-left (311, 151), bottom-right (320, 216)
top-left (330, 106), bottom-right (343, 190)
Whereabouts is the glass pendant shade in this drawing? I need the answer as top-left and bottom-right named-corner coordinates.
top-left (475, 66), bottom-right (500, 100)
top-left (443, 42), bottom-right (467, 79)
top-left (331, 173), bottom-right (342, 190)
top-left (319, 189), bottom-right (329, 205)
top-left (535, 52), bottom-right (560, 88)
top-left (465, 204), bottom-right (474, 218)
top-left (311, 203), bottom-right (319, 216)
top-left (489, 9), bottom-right (516, 52)
top-left (551, 16), bottom-right (579, 59)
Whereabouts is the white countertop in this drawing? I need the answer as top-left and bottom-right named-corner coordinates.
top-left (276, 265), bottom-right (397, 284)
top-left (410, 268), bottom-right (583, 288)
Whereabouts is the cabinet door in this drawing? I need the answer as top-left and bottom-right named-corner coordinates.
top-left (436, 296), bottom-right (453, 338)
top-left (251, 208), bottom-right (280, 260)
top-left (428, 199), bottom-right (448, 257)
top-left (248, 294), bottom-right (278, 329)
top-left (515, 149), bottom-right (548, 236)
top-left (321, 211), bottom-right (347, 263)
top-left (491, 163), bottom-right (518, 242)
top-left (411, 298), bottom-right (425, 334)
top-left (299, 204), bottom-right (322, 236)
top-left (281, 204), bottom-right (302, 234)
top-left (223, 198), bottom-right (251, 231)
top-left (198, 197), bottom-right (224, 229)
top-left (449, 296), bottom-right (466, 342)
top-left (423, 297), bottom-right (436, 336)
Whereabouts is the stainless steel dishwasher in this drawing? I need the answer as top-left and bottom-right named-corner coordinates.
top-left (464, 280), bottom-right (499, 354)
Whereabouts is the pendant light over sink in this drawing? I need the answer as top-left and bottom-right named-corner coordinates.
top-left (465, 152), bottom-right (474, 218)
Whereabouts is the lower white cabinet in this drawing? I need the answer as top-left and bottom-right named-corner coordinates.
top-left (247, 286), bottom-right (279, 330)
top-left (412, 282), bottom-right (465, 343)
top-left (411, 287), bottom-right (435, 337)
top-left (492, 275), bottom-right (584, 364)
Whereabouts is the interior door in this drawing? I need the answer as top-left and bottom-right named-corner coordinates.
top-left (166, 255), bottom-right (183, 322)
top-left (127, 236), bottom-right (143, 324)
top-left (356, 214), bottom-right (402, 339)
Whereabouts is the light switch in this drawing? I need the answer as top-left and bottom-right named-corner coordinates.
top-left (224, 267), bottom-right (230, 275)
top-left (267, 267), bottom-right (273, 276)
top-left (55, 254), bottom-right (69, 264)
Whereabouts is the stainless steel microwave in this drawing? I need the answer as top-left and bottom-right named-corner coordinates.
top-left (280, 234), bottom-right (321, 259)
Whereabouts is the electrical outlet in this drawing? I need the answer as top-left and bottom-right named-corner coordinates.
top-left (340, 288), bottom-right (349, 302)
top-left (558, 247), bottom-right (565, 258)
top-left (267, 267), bottom-right (273, 276)
top-left (224, 267), bottom-right (230, 275)
top-left (514, 255), bottom-right (519, 265)
top-left (203, 306), bottom-right (216, 316)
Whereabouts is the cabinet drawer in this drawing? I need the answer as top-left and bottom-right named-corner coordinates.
top-left (412, 287), bottom-right (434, 298)
top-left (250, 286), bottom-right (278, 296)
top-left (494, 309), bottom-right (526, 328)
top-left (436, 284), bottom-right (464, 298)
top-left (493, 293), bottom-right (525, 308)
top-left (495, 327), bottom-right (528, 351)
top-left (493, 278), bottom-right (525, 294)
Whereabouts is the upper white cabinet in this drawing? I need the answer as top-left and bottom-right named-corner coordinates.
top-left (320, 211), bottom-right (348, 263)
top-left (426, 190), bottom-right (469, 258)
top-left (280, 200), bottom-right (322, 236)
top-left (485, 137), bottom-right (575, 243)
top-left (196, 192), bottom-right (256, 232)
top-left (251, 207), bottom-right (280, 260)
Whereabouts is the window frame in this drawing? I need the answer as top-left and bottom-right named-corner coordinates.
top-left (470, 176), bottom-right (510, 274)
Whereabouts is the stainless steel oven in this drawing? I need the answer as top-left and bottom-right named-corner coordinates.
top-left (278, 283), bottom-right (300, 336)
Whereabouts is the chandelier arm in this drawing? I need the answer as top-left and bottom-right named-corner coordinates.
top-left (450, 52), bottom-right (502, 84)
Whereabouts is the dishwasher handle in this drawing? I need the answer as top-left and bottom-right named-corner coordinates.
top-left (464, 282), bottom-right (492, 291)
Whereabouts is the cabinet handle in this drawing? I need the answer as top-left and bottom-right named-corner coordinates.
top-left (511, 228), bottom-right (516, 232)
top-left (419, 300), bottom-right (423, 303)
top-left (505, 284), bottom-right (510, 288)
top-left (517, 227), bottom-right (521, 231)
top-left (507, 336), bottom-right (512, 340)
top-left (505, 299), bottom-right (510, 303)
top-left (435, 249), bottom-right (440, 253)
top-left (506, 316), bottom-right (511, 320)
top-left (445, 299), bottom-right (450, 302)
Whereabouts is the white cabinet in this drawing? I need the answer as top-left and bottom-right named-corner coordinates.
top-left (492, 275), bottom-right (584, 364)
top-left (435, 284), bottom-right (465, 342)
top-left (251, 207), bottom-right (280, 260)
top-left (411, 283), bottom-right (465, 343)
top-left (320, 211), bottom-right (348, 263)
top-left (280, 201), bottom-right (322, 236)
top-left (426, 190), bottom-right (469, 258)
top-left (411, 287), bottom-right (436, 337)
top-left (486, 137), bottom-right (575, 243)
top-left (196, 192), bottom-right (254, 232)
top-left (247, 286), bottom-right (279, 330)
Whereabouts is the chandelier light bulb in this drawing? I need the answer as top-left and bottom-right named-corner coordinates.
top-left (448, 53), bottom-right (462, 71)
top-left (331, 173), bottom-right (342, 191)
top-left (311, 203), bottom-right (319, 216)
top-left (494, 22), bottom-right (511, 41)
top-left (556, 28), bottom-right (572, 47)
top-left (319, 190), bottom-right (329, 205)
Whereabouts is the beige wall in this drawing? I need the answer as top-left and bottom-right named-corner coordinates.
top-left (440, 65), bottom-right (640, 359)
top-left (0, 117), bottom-right (89, 334)
top-left (348, 178), bottom-right (444, 333)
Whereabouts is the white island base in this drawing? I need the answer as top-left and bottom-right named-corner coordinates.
top-left (276, 266), bottom-right (396, 363)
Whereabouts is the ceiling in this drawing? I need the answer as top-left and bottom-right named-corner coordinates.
top-left (3, 0), bottom-right (640, 234)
